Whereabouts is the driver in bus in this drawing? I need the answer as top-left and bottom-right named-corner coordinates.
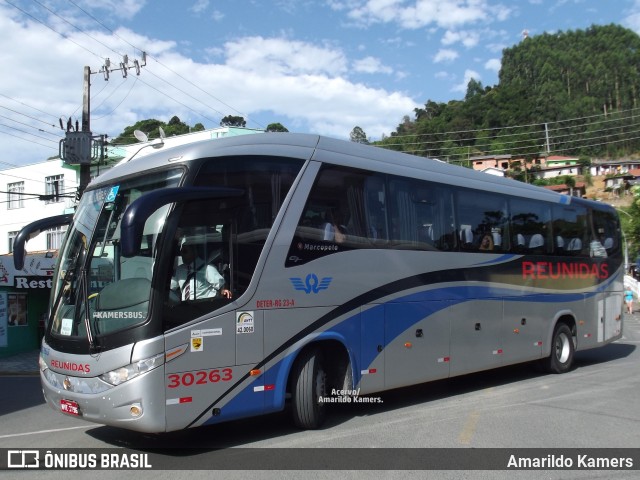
top-left (170, 242), bottom-right (232, 301)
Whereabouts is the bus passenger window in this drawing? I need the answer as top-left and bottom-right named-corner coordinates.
top-left (455, 189), bottom-right (507, 253)
top-left (552, 205), bottom-right (589, 257)
top-left (510, 199), bottom-right (551, 255)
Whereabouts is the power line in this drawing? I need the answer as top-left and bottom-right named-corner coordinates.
top-left (4, 0), bottom-right (102, 58)
top-left (378, 105), bottom-right (640, 162)
top-left (0, 93), bottom-right (60, 121)
top-left (0, 127), bottom-right (60, 151)
top-left (0, 114), bottom-right (63, 139)
top-left (64, 0), bottom-right (263, 129)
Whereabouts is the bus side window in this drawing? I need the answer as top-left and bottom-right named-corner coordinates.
top-left (552, 205), bottom-right (589, 257)
top-left (455, 189), bottom-right (507, 253)
top-left (364, 176), bottom-right (388, 243)
top-left (592, 209), bottom-right (621, 256)
top-left (510, 199), bottom-right (551, 255)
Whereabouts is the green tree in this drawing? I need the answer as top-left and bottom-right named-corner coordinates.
top-left (350, 126), bottom-right (369, 144)
top-left (220, 115), bottom-right (246, 127)
top-left (266, 122), bottom-right (289, 132)
top-left (375, 24), bottom-right (640, 170)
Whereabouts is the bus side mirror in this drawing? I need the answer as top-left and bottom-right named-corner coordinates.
top-left (120, 187), bottom-right (243, 257)
top-left (13, 214), bottom-right (74, 270)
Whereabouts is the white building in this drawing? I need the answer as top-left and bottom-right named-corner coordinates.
top-left (0, 159), bottom-right (78, 255)
top-left (0, 126), bottom-right (263, 255)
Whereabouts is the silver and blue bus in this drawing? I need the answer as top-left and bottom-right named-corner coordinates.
top-left (15, 133), bottom-right (623, 433)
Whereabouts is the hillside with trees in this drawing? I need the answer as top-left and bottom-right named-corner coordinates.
top-left (376, 24), bottom-right (640, 166)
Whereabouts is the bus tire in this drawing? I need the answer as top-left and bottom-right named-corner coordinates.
top-left (545, 323), bottom-right (575, 374)
top-left (291, 347), bottom-right (326, 429)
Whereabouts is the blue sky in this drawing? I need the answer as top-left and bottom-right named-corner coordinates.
top-left (1, 0), bottom-right (640, 166)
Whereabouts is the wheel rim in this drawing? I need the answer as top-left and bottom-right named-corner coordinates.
top-left (555, 332), bottom-right (570, 364)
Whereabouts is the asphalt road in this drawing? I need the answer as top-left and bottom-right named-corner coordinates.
top-left (1, 314), bottom-right (640, 480)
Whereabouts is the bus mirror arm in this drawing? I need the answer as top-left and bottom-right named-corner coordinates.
top-left (120, 186), bottom-right (244, 257)
top-left (13, 214), bottom-right (74, 270)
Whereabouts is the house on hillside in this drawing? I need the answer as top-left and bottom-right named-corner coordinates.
top-left (471, 154), bottom-right (545, 173)
top-left (590, 159), bottom-right (640, 176)
top-left (529, 155), bottom-right (582, 179)
top-left (542, 182), bottom-right (586, 197)
top-left (603, 169), bottom-right (640, 197)
top-left (545, 155), bottom-right (579, 169)
top-left (471, 155), bottom-right (513, 171)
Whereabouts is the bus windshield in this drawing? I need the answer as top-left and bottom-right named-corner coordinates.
top-left (49, 168), bottom-right (183, 344)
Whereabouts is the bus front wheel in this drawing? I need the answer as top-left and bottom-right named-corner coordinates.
top-left (291, 347), bottom-right (326, 429)
top-left (545, 323), bottom-right (575, 374)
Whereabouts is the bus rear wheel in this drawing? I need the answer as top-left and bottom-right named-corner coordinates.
top-left (291, 347), bottom-right (327, 429)
top-left (545, 323), bottom-right (575, 374)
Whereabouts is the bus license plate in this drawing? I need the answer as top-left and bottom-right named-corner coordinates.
top-left (60, 399), bottom-right (80, 416)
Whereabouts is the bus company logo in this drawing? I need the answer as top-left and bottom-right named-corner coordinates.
top-left (522, 261), bottom-right (609, 280)
top-left (290, 273), bottom-right (332, 294)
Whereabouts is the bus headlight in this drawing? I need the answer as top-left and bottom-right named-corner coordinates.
top-left (39, 352), bottom-right (48, 372)
top-left (99, 353), bottom-right (165, 386)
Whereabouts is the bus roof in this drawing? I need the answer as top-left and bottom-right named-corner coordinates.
top-left (91, 132), bottom-right (614, 212)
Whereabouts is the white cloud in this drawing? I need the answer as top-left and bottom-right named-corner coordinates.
top-left (353, 56), bottom-right (394, 74)
top-left (0, 7), bottom-right (418, 164)
top-left (484, 58), bottom-right (501, 72)
top-left (433, 49), bottom-right (459, 63)
top-left (623, 0), bottom-right (640, 33)
top-left (223, 36), bottom-right (348, 76)
top-left (189, 0), bottom-right (210, 14)
top-left (451, 69), bottom-right (481, 93)
top-left (340, 0), bottom-right (513, 30)
top-left (82, 0), bottom-right (147, 20)
top-left (442, 29), bottom-right (481, 48)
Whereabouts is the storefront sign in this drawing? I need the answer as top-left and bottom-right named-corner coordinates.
top-left (14, 276), bottom-right (53, 289)
top-left (0, 255), bottom-right (56, 287)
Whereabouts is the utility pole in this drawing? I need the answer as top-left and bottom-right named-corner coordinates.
top-left (59, 52), bottom-right (146, 199)
top-left (79, 65), bottom-right (91, 194)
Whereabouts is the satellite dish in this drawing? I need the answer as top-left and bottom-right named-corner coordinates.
top-left (134, 130), bottom-right (148, 142)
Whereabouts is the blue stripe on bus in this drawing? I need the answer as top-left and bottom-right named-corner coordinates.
top-left (202, 277), bottom-right (619, 425)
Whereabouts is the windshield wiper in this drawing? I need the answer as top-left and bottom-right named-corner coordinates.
top-left (79, 269), bottom-right (102, 352)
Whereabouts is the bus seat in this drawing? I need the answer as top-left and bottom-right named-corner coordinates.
top-left (567, 238), bottom-right (582, 251)
top-left (459, 225), bottom-right (473, 248)
top-left (491, 231), bottom-right (502, 248)
top-left (529, 234), bottom-right (544, 248)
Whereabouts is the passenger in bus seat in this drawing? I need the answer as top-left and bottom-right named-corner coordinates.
top-left (479, 234), bottom-right (494, 251)
top-left (322, 209), bottom-right (347, 243)
top-left (171, 243), bottom-right (232, 301)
